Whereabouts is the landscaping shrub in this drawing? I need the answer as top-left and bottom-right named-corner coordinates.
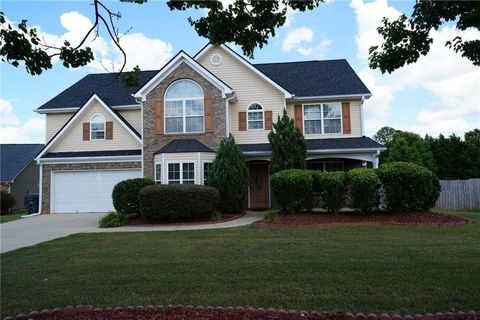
top-left (99, 211), bottom-right (127, 228)
top-left (0, 190), bottom-right (15, 215)
top-left (271, 169), bottom-right (313, 213)
top-left (312, 171), bottom-right (346, 214)
top-left (263, 210), bottom-right (279, 222)
top-left (346, 168), bottom-right (378, 214)
top-left (139, 184), bottom-right (220, 222)
top-left (112, 178), bottom-right (154, 217)
top-left (208, 134), bottom-right (248, 213)
top-left (376, 161), bottom-right (441, 211)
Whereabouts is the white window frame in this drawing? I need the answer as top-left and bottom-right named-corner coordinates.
top-left (164, 79), bottom-right (205, 134)
top-left (202, 161), bottom-right (213, 185)
top-left (167, 161), bottom-right (196, 185)
top-left (90, 114), bottom-right (105, 140)
top-left (302, 103), bottom-right (343, 135)
top-left (247, 102), bottom-right (264, 131)
top-left (307, 160), bottom-right (345, 172)
top-left (154, 162), bottom-right (162, 184)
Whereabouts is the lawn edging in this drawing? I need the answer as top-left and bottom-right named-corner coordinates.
top-left (3, 305), bottom-right (478, 320)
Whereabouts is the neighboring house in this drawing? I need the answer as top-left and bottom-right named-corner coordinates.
top-left (34, 44), bottom-right (385, 213)
top-left (1, 144), bottom-right (44, 210)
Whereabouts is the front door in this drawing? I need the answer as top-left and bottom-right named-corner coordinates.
top-left (249, 162), bottom-right (269, 209)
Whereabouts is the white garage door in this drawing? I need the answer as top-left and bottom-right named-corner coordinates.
top-left (52, 169), bottom-right (141, 213)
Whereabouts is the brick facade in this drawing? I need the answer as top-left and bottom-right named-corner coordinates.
top-left (142, 62), bottom-right (226, 180)
top-left (41, 162), bottom-right (141, 214)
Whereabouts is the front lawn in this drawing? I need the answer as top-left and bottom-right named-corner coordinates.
top-left (0, 212), bottom-right (24, 224)
top-left (1, 211), bottom-right (479, 317)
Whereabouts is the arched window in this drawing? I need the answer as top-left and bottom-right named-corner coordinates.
top-left (90, 114), bottom-right (105, 140)
top-left (164, 79), bottom-right (204, 133)
top-left (247, 103), bottom-right (264, 130)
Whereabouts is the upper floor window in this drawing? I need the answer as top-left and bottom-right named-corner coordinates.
top-left (247, 103), bottom-right (264, 130)
top-left (90, 114), bottom-right (105, 140)
top-left (304, 103), bottom-right (341, 134)
top-left (164, 79), bottom-right (204, 134)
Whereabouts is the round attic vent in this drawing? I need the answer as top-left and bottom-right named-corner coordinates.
top-left (210, 53), bottom-right (222, 65)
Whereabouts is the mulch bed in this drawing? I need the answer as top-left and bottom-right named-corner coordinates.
top-left (255, 211), bottom-right (472, 228)
top-left (125, 212), bottom-right (245, 227)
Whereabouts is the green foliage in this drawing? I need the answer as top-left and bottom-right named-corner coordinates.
top-left (312, 171), bottom-right (346, 214)
top-left (112, 178), bottom-right (154, 218)
top-left (369, 1), bottom-right (480, 73)
top-left (373, 126), bottom-right (398, 145)
top-left (263, 210), bottom-right (279, 222)
top-left (377, 162), bottom-right (441, 212)
top-left (210, 210), bottom-right (222, 222)
top-left (139, 184), bottom-right (219, 222)
top-left (271, 169), bottom-right (313, 213)
top-left (268, 109), bottom-right (307, 174)
top-left (208, 134), bottom-right (248, 213)
top-left (346, 168), bottom-right (378, 214)
top-left (0, 190), bottom-right (15, 213)
top-left (384, 131), bottom-right (436, 172)
top-left (99, 211), bottom-right (127, 228)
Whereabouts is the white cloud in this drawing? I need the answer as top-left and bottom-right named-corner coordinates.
top-left (350, 0), bottom-right (480, 137)
top-left (0, 99), bottom-right (45, 143)
top-left (282, 27), bottom-right (331, 58)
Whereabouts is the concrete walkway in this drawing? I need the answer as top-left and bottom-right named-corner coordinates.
top-left (0, 211), bottom-right (263, 253)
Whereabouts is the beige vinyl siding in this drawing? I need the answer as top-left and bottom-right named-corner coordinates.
top-left (118, 109), bottom-right (141, 133)
top-left (50, 101), bottom-right (141, 152)
top-left (46, 113), bottom-right (74, 142)
top-left (197, 46), bottom-right (285, 144)
top-left (286, 100), bottom-right (362, 139)
top-left (154, 152), bottom-right (216, 184)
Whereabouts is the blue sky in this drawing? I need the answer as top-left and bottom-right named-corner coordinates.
top-left (1, 0), bottom-right (479, 143)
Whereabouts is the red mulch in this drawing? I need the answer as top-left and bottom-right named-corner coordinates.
top-left (126, 212), bottom-right (245, 227)
top-left (255, 211), bottom-right (472, 228)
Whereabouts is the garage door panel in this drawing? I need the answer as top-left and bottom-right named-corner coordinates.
top-left (52, 169), bottom-right (141, 213)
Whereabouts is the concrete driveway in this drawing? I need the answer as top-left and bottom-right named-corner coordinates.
top-left (0, 213), bottom-right (103, 253)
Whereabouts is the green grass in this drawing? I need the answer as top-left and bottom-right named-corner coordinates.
top-left (0, 212), bottom-right (24, 224)
top-left (1, 211), bottom-right (479, 317)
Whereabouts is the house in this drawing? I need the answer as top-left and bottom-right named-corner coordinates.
top-left (34, 44), bottom-right (385, 213)
top-left (1, 144), bottom-right (44, 210)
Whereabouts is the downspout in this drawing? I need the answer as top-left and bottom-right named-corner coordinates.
top-left (225, 93), bottom-right (236, 136)
top-left (134, 96), bottom-right (144, 177)
top-left (360, 95), bottom-right (365, 136)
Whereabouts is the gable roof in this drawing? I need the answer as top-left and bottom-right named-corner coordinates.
top-left (35, 94), bottom-right (142, 160)
top-left (155, 139), bottom-right (214, 154)
top-left (0, 144), bottom-right (44, 182)
top-left (253, 60), bottom-right (371, 98)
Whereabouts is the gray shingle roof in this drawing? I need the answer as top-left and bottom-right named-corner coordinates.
top-left (0, 144), bottom-right (44, 182)
top-left (253, 60), bottom-right (371, 97)
top-left (239, 137), bottom-right (384, 153)
top-left (42, 149), bottom-right (141, 158)
top-left (155, 139), bottom-right (214, 154)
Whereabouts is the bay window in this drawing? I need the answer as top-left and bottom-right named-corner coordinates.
top-left (168, 162), bottom-right (195, 184)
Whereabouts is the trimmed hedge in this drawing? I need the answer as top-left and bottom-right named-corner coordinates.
top-left (0, 190), bottom-right (15, 214)
top-left (271, 169), bottom-right (313, 213)
top-left (377, 161), bottom-right (440, 211)
top-left (312, 171), bottom-right (346, 214)
top-left (112, 178), bottom-right (154, 217)
top-left (346, 168), bottom-right (378, 214)
top-left (139, 184), bottom-right (220, 222)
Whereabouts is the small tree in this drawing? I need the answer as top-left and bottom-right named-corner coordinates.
top-left (268, 109), bottom-right (307, 174)
top-left (208, 134), bottom-right (249, 213)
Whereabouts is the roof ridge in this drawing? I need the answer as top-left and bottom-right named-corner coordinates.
top-left (253, 59), bottom-right (347, 66)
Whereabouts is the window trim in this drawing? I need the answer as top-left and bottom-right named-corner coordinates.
top-left (164, 79), bottom-right (205, 135)
top-left (247, 102), bottom-right (265, 131)
top-left (167, 161), bottom-right (196, 185)
top-left (154, 162), bottom-right (162, 184)
top-left (302, 102), bottom-right (343, 135)
top-left (202, 161), bottom-right (213, 185)
top-left (90, 114), bottom-right (106, 140)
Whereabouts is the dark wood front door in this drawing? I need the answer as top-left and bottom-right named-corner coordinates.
top-left (249, 162), bottom-right (269, 209)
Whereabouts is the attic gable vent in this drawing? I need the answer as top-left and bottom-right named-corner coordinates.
top-left (210, 53), bottom-right (222, 65)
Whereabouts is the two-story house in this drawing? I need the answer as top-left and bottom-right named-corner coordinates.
top-left (34, 44), bottom-right (384, 214)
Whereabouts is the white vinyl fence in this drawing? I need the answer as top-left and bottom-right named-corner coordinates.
top-left (435, 178), bottom-right (480, 210)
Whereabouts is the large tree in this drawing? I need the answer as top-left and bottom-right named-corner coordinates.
top-left (1, 0), bottom-right (322, 83)
top-left (373, 126), bottom-right (398, 145)
top-left (369, 1), bottom-right (480, 74)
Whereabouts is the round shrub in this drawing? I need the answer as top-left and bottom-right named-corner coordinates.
top-left (346, 168), bottom-right (378, 214)
top-left (271, 169), bottom-right (313, 213)
top-left (139, 184), bottom-right (220, 222)
top-left (1, 190), bottom-right (15, 215)
top-left (112, 178), bottom-right (154, 217)
top-left (312, 171), bottom-right (346, 214)
top-left (376, 161), bottom-right (441, 212)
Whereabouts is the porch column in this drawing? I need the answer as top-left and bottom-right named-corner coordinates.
top-left (373, 150), bottom-right (380, 168)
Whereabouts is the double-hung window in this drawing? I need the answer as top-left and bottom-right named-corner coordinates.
top-left (90, 115), bottom-right (105, 140)
top-left (247, 103), bottom-right (264, 130)
top-left (164, 80), bottom-right (204, 134)
top-left (203, 162), bottom-right (213, 185)
top-left (155, 163), bottom-right (162, 184)
top-left (168, 162), bottom-right (195, 185)
top-left (303, 103), bottom-right (342, 134)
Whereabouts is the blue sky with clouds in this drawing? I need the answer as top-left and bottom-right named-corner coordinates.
top-left (1, 0), bottom-right (479, 143)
